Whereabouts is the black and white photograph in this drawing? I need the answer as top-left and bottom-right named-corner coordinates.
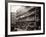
top-left (11, 6), bottom-right (41, 31)
top-left (8, 2), bottom-right (45, 35)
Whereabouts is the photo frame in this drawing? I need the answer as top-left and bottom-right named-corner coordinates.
top-left (5, 0), bottom-right (45, 37)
